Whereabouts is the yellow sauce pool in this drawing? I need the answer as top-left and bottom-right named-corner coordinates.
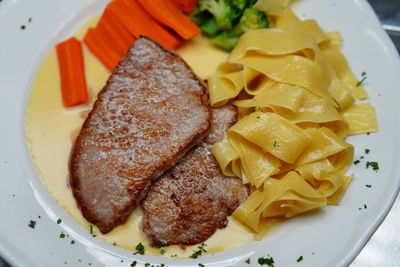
top-left (25, 18), bottom-right (260, 257)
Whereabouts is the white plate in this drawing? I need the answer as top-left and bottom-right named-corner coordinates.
top-left (1, 0), bottom-right (399, 266)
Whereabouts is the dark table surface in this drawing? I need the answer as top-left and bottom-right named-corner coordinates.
top-left (0, 0), bottom-right (399, 266)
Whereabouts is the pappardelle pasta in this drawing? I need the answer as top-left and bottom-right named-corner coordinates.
top-left (209, 1), bottom-right (378, 233)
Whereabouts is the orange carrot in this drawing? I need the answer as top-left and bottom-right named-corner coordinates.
top-left (83, 27), bottom-right (121, 71)
top-left (137, 0), bottom-right (200, 40)
top-left (171, 0), bottom-right (197, 13)
top-left (106, 0), bottom-right (181, 50)
top-left (97, 8), bottom-right (136, 57)
top-left (56, 37), bottom-right (89, 108)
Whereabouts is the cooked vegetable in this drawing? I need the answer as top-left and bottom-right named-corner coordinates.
top-left (200, 17), bottom-right (219, 36)
top-left (171, 0), bottom-right (198, 13)
top-left (106, 0), bottom-right (181, 50)
top-left (55, 37), bottom-right (89, 107)
top-left (198, 0), bottom-right (238, 30)
top-left (83, 28), bottom-right (121, 71)
top-left (192, 0), bottom-right (269, 51)
top-left (97, 8), bottom-right (136, 57)
top-left (212, 7), bottom-right (269, 51)
top-left (137, 0), bottom-right (201, 40)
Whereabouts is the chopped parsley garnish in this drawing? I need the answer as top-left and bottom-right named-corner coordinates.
top-left (134, 242), bottom-right (145, 255)
top-left (356, 72), bottom-right (367, 87)
top-left (366, 184), bottom-right (372, 188)
top-left (360, 156), bottom-right (364, 159)
top-left (170, 254), bottom-right (178, 257)
top-left (144, 264), bottom-right (150, 267)
top-left (297, 255), bottom-right (303, 262)
top-left (20, 25), bottom-right (26, 30)
top-left (112, 241), bottom-right (117, 246)
top-left (364, 204), bottom-right (368, 209)
top-left (60, 232), bottom-right (66, 238)
top-left (199, 264), bottom-right (205, 267)
top-left (365, 149), bottom-right (370, 154)
top-left (156, 240), bottom-right (163, 248)
top-left (28, 220), bottom-right (36, 229)
top-left (258, 256), bottom-right (274, 266)
top-left (70, 240), bottom-right (75, 244)
top-left (89, 225), bottom-right (93, 235)
top-left (190, 243), bottom-right (207, 259)
top-left (273, 141), bottom-right (279, 147)
top-left (160, 249), bottom-right (166, 255)
top-left (366, 161), bottom-right (379, 171)
top-left (28, 17), bottom-right (32, 23)
top-left (57, 218), bottom-right (62, 224)
top-left (130, 261), bottom-right (137, 267)
top-left (245, 258), bottom-right (251, 264)
top-left (367, 132), bottom-right (371, 135)
top-left (353, 160), bottom-right (360, 165)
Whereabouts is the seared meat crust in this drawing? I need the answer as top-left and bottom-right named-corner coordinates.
top-left (142, 105), bottom-right (249, 246)
top-left (70, 37), bottom-right (211, 234)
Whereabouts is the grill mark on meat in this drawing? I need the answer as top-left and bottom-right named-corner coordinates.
top-left (70, 37), bottom-right (211, 234)
top-left (141, 105), bottom-right (249, 246)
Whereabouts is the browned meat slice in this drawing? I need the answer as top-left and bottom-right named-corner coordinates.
top-left (70, 37), bottom-right (211, 234)
top-left (141, 105), bottom-right (249, 246)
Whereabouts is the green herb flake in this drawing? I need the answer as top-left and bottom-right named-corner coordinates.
top-left (245, 258), bottom-right (251, 264)
top-left (134, 242), bottom-right (145, 255)
top-left (70, 240), bottom-right (75, 244)
top-left (130, 261), bottom-right (137, 267)
top-left (190, 243), bottom-right (207, 259)
top-left (156, 240), bottom-right (163, 248)
top-left (64, 261), bottom-right (67, 264)
top-left (112, 241), bottom-right (117, 246)
top-left (170, 254), bottom-right (178, 257)
top-left (353, 160), bottom-right (360, 165)
top-left (366, 184), bottom-right (372, 188)
top-left (258, 256), bottom-right (274, 266)
top-left (28, 220), bottom-right (36, 229)
top-left (160, 248), bottom-right (166, 255)
top-left (60, 232), bottom-right (65, 238)
top-left (28, 17), bottom-right (32, 23)
top-left (20, 25), bottom-right (26, 30)
top-left (57, 218), bottom-right (62, 224)
top-left (360, 156), bottom-right (365, 159)
top-left (297, 255), bottom-right (303, 262)
top-left (364, 204), bottom-right (368, 209)
top-left (365, 149), bottom-right (370, 154)
top-left (367, 132), bottom-right (371, 135)
top-left (356, 72), bottom-right (367, 87)
top-left (144, 264), bottom-right (150, 267)
top-left (366, 161), bottom-right (379, 171)
top-left (199, 264), bottom-right (205, 267)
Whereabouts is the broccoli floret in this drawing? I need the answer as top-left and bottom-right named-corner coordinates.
top-left (198, 0), bottom-right (237, 30)
top-left (212, 8), bottom-right (269, 51)
top-left (211, 32), bottom-right (240, 51)
top-left (201, 17), bottom-right (219, 36)
top-left (191, 5), bottom-right (211, 25)
top-left (229, 7), bottom-right (269, 37)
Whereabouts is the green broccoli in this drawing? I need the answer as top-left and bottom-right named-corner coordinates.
top-left (212, 7), bottom-right (269, 51)
top-left (198, 0), bottom-right (238, 30)
top-left (201, 17), bottom-right (219, 36)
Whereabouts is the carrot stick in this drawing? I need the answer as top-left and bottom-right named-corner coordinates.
top-left (137, 0), bottom-right (200, 40)
top-left (106, 0), bottom-right (181, 50)
top-left (56, 37), bottom-right (89, 108)
top-left (83, 27), bottom-right (121, 71)
top-left (171, 0), bottom-right (197, 13)
top-left (97, 8), bottom-right (136, 57)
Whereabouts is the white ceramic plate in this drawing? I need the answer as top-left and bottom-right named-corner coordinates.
top-left (1, 0), bottom-right (399, 266)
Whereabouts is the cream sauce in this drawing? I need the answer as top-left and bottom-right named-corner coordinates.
top-left (25, 19), bottom-right (257, 257)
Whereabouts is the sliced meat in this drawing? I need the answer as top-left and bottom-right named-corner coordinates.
top-left (141, 105), bottom-right (249, 246)
top-left (70, 37), bottom-right (211, 234)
